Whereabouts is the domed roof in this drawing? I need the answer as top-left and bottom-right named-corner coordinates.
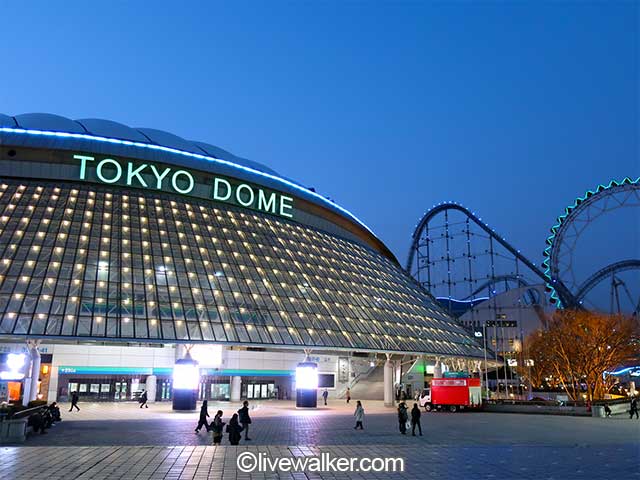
top-left (3, 112), bottom-right (278, 175)
top-left (0, 112), bottom-right (386, 254)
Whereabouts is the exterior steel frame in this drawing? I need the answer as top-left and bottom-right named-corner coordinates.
top-left (405, 202), bottom-right (577, 306)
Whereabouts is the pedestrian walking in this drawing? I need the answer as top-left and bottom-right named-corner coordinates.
top-left (322, 389), bottom-right (329, 406)
top-left (139, 390), bottom-right (149, 409)
top-left (211, 410), bottom-right (225, 445)
top-left (195, 400), bottom-right (210, 433)
top-left (411, 403), bottom-right (422, 436)
top-left (604, 403), bottom-right (612, 418)
top-left (630, 396), bottom-right (639, 420)
top-left (226, 413), bottom-right (244, 445)
top-left (398, 402), bottom-right (408, 434)
top-left (69, 391), bottom-right (80, 412)
top-left (238, 400), bottom-right (252, 441)
top-left (353, 400), bottom-right (365, 430)
top-left (346, 387), bottom-right (351, 404)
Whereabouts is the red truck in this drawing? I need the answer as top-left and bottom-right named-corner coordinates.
top-left (418, 377), bottom-right (483, 412)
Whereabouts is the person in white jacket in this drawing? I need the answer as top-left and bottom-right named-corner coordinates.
top-left (353, 400), bottom-right (365, 430)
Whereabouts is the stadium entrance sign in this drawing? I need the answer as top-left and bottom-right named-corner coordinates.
top-left (74, 154), bottom-right (294, 218)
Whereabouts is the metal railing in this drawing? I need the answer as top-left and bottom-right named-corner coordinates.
top-left (336, 363), bottom-right (379, 398)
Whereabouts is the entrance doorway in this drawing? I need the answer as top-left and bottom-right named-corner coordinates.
top-left (114, 381), bottom-right (128, 401)
top-left (244, 382), bottom-right (275, 399)
top-left (158, 379), bottom-right (172, 401)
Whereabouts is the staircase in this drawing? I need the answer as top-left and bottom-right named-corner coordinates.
top-left (341, 365), bottom-right (385, 401)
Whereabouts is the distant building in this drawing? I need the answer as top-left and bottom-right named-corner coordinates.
top-left (455, 284), bottom-right (552, 392)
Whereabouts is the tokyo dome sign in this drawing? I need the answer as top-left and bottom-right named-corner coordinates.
top-left (74, 154), bottom-right (294, 218)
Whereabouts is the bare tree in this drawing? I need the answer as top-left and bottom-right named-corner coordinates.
top-left (519, 310), bottom-right (639, 401)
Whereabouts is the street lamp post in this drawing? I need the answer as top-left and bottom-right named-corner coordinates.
top-left (483, 323), bottom-right (490, 399)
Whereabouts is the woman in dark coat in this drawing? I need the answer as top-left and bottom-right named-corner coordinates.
top-left (211, 410), bottom-right (225, 444)
top-left (195, 400), bottom-right (210, 433)
top-left (237, 400), bottom-right (252, 441)
top-left (226, 413), bottom-right (244, 445)
top-left (411, 403), bottom-right (422, 436)
top-left (398, 402), bottom-right (408, 434)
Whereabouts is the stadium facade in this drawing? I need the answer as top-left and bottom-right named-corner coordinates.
top-left (0, 113), bottom-right (483, 405)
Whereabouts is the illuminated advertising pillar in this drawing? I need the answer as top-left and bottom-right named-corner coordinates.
top-left (1, 353), bottom-right (27, 403)
top-left (295, 361), bottom-right (318, 408)
top-left (172, 357), bottom-right (200, 411)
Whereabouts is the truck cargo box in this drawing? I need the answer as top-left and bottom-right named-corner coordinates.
top-left (419, 377), bottom-right (482, 412)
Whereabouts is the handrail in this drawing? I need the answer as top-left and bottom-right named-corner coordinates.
top-left (337, 363), bottom-right (378, 398)
top-left (7, 405), bottom-right (48, 420)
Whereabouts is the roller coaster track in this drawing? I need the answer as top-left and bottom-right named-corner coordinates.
top-left (574, 259), bottom-right (640, 315)
top-left (406, 203), bottom-right (580, 308)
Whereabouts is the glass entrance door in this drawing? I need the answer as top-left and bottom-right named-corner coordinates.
top-left (114, 381), bottom-right (128, 401)
top-left (159, 379), bottom-right (172, 400)
top-left (210, 383), bottom-right (230, 401)
top-left (246, 382), bottom-right (275, 399)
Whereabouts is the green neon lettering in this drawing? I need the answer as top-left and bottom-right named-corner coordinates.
top-left (171, 170), bottom-right (194, 194)
top-left (74, 155), bottom-right (95, 180)
top-left (126, 162), bottom-right (148, 187)
top-left (96, 158), bottom-right (122, 184)
top-left (213, 177), bottom-right (232, 201)
top-left (235, 184), bottom-right (255, 207)
top-left (258, 190), bottom-right (277, 213)
top-left (149, 164), bottom-right (171, 189)
top-left (279, 195), bottom-right (294, 218)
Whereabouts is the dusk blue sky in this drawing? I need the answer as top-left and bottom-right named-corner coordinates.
top-left (2, 2), bottom-right (638, 279)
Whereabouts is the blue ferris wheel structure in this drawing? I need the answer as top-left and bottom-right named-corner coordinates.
top-left (543, 177), bottom-right (640, 313)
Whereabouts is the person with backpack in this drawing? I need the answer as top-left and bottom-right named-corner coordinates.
top-left (195, 400), bottom-right (210, 433)
top-left (226, 413), bottom-right (244, 445)
top-left (238, 400), bottom-right (252, 441)
top-left (211, 410), bottom-right (225, 445)
top-left (411, 403), bottom-right (423, 436)
top-left (353, 400), bottom-right (365, 430)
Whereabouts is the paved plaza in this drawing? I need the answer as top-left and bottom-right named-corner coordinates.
top-left (1, 401), bottom-right (639, 479)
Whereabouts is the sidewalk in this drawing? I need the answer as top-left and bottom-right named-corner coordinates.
top-left (58, 399), bottom-right (392, 422)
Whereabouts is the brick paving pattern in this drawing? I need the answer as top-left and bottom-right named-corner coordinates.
top-left (2, 402), bottom-right (638, 479)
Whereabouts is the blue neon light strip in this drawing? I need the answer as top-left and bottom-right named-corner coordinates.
top-left (0, 127), bottom-right (375, 235)
top-left (604, 366), bottom-right (640, 376)
top-left (59, 366), bottom-right (154, 375)
top-left (542, 177), bottom-right (640, 308)
top-left (58, 366), bottom-right (294, 377)
top-left (436, 296), bottom-right (490, 303)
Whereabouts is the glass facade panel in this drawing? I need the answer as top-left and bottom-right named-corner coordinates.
top-left (0, 180), bottom-right (483, 357)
